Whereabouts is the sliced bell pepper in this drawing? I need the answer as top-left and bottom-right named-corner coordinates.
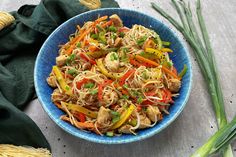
top-left (134, 55), bottom-right (180, 80)
top-left (52, 66), bottom-right (72, 96)
top-left (119, 69), bottom-right (136, 86)
top-left (96, 59), bottom-right (123, 79)
top-left (80, 53), bottom-right (96, 65)
top-left (98, 80), bottom-right (113, 101)
top-left (145, 47), bottom-right (166, 63)
top-left (111, 103), bottom-right (136, 129)
top-left (60, 115), bottom-right (94, 130)
top-left (76, 78), bottom-right (89, 89)
top-left (61, 101), bottom-right (97, 118)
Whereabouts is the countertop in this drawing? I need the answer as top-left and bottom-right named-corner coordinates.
top-left (1, 0), bottom-right (236, 156)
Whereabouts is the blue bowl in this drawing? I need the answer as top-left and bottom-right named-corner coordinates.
top-left (34, 8), bottom-right (192, 144)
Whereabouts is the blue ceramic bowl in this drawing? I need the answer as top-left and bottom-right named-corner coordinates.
top-left (35, 8), bottom-right (192, 144)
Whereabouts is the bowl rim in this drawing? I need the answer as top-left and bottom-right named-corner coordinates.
top-left (34, 8), bottom-right (193, 144)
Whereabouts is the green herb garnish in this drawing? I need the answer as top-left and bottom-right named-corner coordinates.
top-left (108, 26), bottom-right (117, 32)
top-left (76, 42), bottom-right (81, 48)
top-left (90, 89), bottom-right (98, 95)
top-left (137, 96), bottom-right (143, 104)
top-left (110, 53), bottom-right (118, 61)
top-left (91, 33), bottom-right (98, 39)
top-left (120, 32), bottom-right (125, 37)
top-left (106, 131), bottom-right (114, 137)
top-left (121, 94), bottom-right (129, 99)
top-left (136, 36), bottom-right (147, 46)
top-left (84, 83), bottom-right (95, 88)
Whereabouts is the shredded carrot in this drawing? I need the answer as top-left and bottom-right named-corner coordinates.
top-left (101, 20), bottom-right (113, 28)
top-left (134, 55), bottom-right (180, 80)
top-left (88, 45), bottom-right (98, 52)
top-left (95, 15), bottom-right (108, 23)
top-left (66, 28), bottom-right (93, 55)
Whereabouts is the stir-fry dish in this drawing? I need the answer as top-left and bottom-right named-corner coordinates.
top-left (47, 14), bottom-right (187, 136)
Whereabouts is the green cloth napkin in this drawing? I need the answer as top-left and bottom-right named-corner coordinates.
top-left (0, 0), bottom-right (119, 149)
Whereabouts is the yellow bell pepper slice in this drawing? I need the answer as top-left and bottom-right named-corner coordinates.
top-left (52, 66), bottom-right (72, 96)
top-left (96, 58), bottom-right (122, 79)
top-left (61, 102), bottom-right (97, 118)
top-left (145, 47), bottom-right (166, 63)
top-left (111, 104), bottom-right (136, 130)
top-left (161, 48), bottom-right (173, 53)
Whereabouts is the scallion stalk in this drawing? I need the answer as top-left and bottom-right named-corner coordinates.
top-left (151, 0), bottom-right (234, 156)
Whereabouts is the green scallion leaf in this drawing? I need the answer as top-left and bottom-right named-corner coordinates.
top-left (136, 36), bottom-right (148, 46)
top-left (112, 116), bottom-right (120, 123)
top-left (91, 33), bottom-right (98, 39)
top-left (84, 83), bottom-right (95, 88)
top-left (120, 32), bottom-right (125, 37)
top-left (108, 26), bottom-right (117, 32)
top-left (90, 89), bottom-right (98, 95)
top-left (106, 131), bottom-right (114, 137)
top-left (121, 94), bottom-right (129, 99)
top-left (76, 42), bottom-right (81, 48)
top-left (137, 96), bottom-right (143, 104)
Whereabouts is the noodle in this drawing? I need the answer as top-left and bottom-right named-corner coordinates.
top-left (47, 14), bottom-right (182, 136)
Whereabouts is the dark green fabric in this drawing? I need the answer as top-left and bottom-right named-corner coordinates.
top-left (0, 0), bottom-right (119, 149)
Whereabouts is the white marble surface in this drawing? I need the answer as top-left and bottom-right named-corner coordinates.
top-left (1, 0), bottom-right (236, 156)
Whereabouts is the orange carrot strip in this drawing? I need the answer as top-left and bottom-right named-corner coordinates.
top-left (101, 20), bottom-right (113, 28)
top-left (134, 55), bottom-right (180, 80)
top-left (66, 28), bottom-right (92, 55)
top-left (95, 15), bottom-right (108, 23)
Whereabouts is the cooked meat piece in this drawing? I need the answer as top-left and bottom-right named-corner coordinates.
top-left (168, 78), bottom-right (181, 93)
top-left (114, 37), bottom-right (122, 47)
top-left (104, 52), bottom-right (120, 72)
top-left (97, 106), bottom-right (112, 128)
top-left (146, 106), bottom-right (161, 122)
top-left (47, 73), bottom-right (57, 88)
top-left (118, 124), bottom-right (133, 134)
top-left (109, 14), bottom-right (123, 27)
top-left (56, 55), bottom-right (68, 66)
top-left (139, 114), bottom-right (151, 129)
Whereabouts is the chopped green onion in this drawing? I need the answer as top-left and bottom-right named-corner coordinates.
top-left (66, 54), bottom-right (76, 65)
top-left (112, 116), bottom-right (120, 123)
top-left (111, 111), bottom-right (120, 116)
top-left (137, 96), bottom-right (143, 104)
top-left (90, 89), bottom-right (98, 95)
top-left (121, 94), bottom-right (129, 99)
top-left (123, 84), bottom-right (129, 89)
top-left (137, 36), bottom-right (148, 46)
top-left (84, 83), bottom-right (95, 88)
top-left (128, 119), bottom-right (137, 126)
top-left (91, 33), bottom-right (98, 39)
top-left (162, 41), bottom-right (171, 46)
top-left (67, 69), bottom-right (77, 76)
top-left (108, 26), bottom-right (117, 32)
top-left (76, 42), bottom-right (81, 48)
top-left (178, 64), bottom-right (187, 78)
top-left (110, 53), bottom-right (118, 61)
top-left (120, 32), bottom-right (125, 37)
top-left (106, 131), bottom-right (114, 137)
